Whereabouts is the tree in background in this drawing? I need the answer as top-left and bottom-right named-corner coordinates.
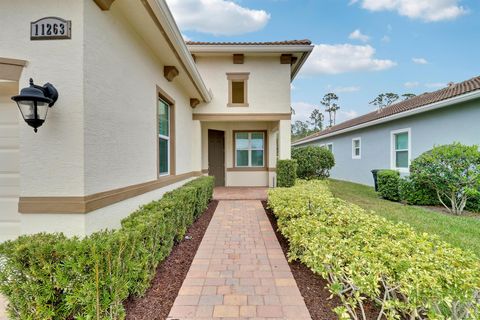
top-left (309, 109), bottom-right (324, 131)
top-left (402, 93), bottom-right (416, 100)
top-left (369, 92), bottom-right (399, 110)
top-left (320, 93), bottom-right (340, 127)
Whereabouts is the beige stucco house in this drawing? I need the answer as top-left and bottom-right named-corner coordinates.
top-left (0, 0), bottom-right (312, 240)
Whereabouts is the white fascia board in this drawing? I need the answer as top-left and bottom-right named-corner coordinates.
top-left (292, 90), bottom-right (480, 146)
top-left (187, 45), bottom-right (314, 54)
top-left (151, 0), bottom-right (212, 102)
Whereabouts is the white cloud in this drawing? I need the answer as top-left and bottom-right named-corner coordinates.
top-left (353, 0), bottom-right (467, 22)
top-left (349, 29), bottom-right (370, 42)
top-left (182, 33), bottom-right (192, 42)
top-left (166, 0), bottom-right (270, 36)
top-left (327, 85), bottom-right (361, 93)
top-left (292, 101), bottom-right (358, 124)
top-left (412, 57), bottom-right (428, 64)
top-left (381, 35), bottom-right (391, 42)
top-left (302, 44), bottom-right (396, 75)
top-left (404, 81), bottom-right (420, 88)
top-left (292, 102), bottom-right (317, 123)
top-left (425, 82), bottom-right (446, 88)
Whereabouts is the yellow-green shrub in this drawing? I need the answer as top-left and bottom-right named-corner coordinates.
top-left (268, 180), bottom-right (480, 319)
top-left (0, 176), bottom-right (214, 320)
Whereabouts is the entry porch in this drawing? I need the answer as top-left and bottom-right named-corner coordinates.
top-left (197, 116), bottom-right (291, 187)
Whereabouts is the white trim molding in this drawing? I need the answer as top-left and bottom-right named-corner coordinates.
top-left (352, 137), bottom-right (361, 159)
top-left (390, 128), bottom-right (411, 173)
top-left (326, 143), bottom-right (334, 153)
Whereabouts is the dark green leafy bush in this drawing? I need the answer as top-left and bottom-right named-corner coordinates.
top-left (377, 169), bottom-right (400, 201)
top-left (0, 176), bottom-right (214, 320)
top-left (291, 146), bottom-right (335, 180)
top-left (410, 143), bottom-right (480, 215)
top-left (268, 181), bottom-right (480, 320)
top-left (399, 176), bottom-right (439, 205)
top-left (276, 159), bottom-right (297, 187)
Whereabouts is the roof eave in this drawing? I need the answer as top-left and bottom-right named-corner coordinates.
top-left (146, 0), bottom-right (212, 102)
top-left (293, 89), bottom-right (480, 146)
top-left (187, 44), bottom-right (314, 81)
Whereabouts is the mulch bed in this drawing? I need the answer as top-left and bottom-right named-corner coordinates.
top-left (262, 201), bottom-right (380, 320)
top-left (124, 200), bottom-right (219, 320)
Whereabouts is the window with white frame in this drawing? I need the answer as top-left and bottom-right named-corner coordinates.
top-left (327, 143), bottom-right (333, 153)
top-left (391, 129), bottom-right (410, 171)
top-left (235, 132), bottom-right (265, 167)
top-left (158, 99), bottom-right (170, 175)
top-left (352, 138), bottom-right (361, 159)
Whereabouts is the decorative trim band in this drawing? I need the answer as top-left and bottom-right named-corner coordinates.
top-left (226, 167), bottom-right (268, 172)
top-left (19, 171), bottom-right (202, 214)
top-left (193, 113), bottom-right (291, 121)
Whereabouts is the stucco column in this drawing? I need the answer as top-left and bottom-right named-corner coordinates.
top-left (278, 119), bottom-right (291, 160)
top-left (268, 128), bottom-right (277, 187)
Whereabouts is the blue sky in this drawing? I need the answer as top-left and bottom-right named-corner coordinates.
top-left (166, 0), bottom-right (480, 125)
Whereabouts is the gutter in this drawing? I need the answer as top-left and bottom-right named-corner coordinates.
top-left (145, 0), bottom-right (212, 102)
top-left (293, 90), bottom-right (480, 146)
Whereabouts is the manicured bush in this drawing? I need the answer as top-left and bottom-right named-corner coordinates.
top-left (291, 146), bottom-right (335, 180)
top-left (276, 159), bottom-right (297, 187)
top-left (268, 180), bottom-right (480, 320)
top-left (0, 176), bottom-right (214, 320)
top-left (377, 169), bottom-right (400, 201)
top-left (399, 176), bottom-right (439, 205)
top-left (410, 143), bottom-right (480, 215)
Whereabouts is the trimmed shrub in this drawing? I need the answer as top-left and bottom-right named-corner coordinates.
top-left (291, 146), bottom-right (335, 180)
top-left (377, 169), bottom-right (400, 201)
top-left (410, 143), bottom-right (480, 215)
top-left (276, 159), bottom-right (297, 187)
top-left (0, 176), bottom-right (214, 320)
top-left (399, 176), bottom-right (439, 205)
top-left (268, 181), bottom-right (480, 320)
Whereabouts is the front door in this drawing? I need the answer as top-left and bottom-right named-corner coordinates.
top-left (208, 130), bottom-right (225, 186)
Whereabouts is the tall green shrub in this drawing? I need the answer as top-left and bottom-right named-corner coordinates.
top-left (268, 181), bottom-right (480, 320)
top-left (0, 176), bottom-right (214, 320)
top-left (291, 146), bottom-right (335, 180)
top-left (276, 159), bottom-right (297, 187)
top-left (410, 143), bottom-right (480, 215)
top-left (377, 169), bottom-right (400, 201)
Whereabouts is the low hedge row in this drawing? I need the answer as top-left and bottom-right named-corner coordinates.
top-left (376, 170), bottom-right (480, 212)
top-left (268, 180), bottom-right (480, 319)
top-left (0, 176), bottom-right (214, 320)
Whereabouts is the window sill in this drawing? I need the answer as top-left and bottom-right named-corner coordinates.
top-left (227, 167), bottom-right (267, 172)
top-left (227, 103), bottom-right (249, 107)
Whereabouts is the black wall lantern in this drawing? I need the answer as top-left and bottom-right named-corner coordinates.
top-left (11, 78), bottom-right (58, 132)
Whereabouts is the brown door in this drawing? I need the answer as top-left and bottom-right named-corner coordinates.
top-left (208, 130), bottom-right (225, 186)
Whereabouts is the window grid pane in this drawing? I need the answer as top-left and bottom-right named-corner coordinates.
top-left (396, 150), bottom-right (408, 168)
top-left (158, 100), bottom-right (169, 137)
top-left (235, 132), bottom-right (264, 167)
top-left (395, 132), bottom-right (408, 150)
top-left (159, 138), bottom-right (169, 174)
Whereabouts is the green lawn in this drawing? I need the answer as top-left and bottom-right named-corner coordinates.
top-left (328, 179), bottom-right (480, 257)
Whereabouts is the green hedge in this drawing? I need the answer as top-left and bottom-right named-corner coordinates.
top-left (268, 180), bottom-right (480, 319)
top-left (399, 176), bottom-right (439, 206)
top-left (377, 169), bottom-right (400, 201)
top-left (276, 159), bottom-right (297, 187)
top-left (292, 146), bottom-right (335, 180)
top-left (0, 176), bottom-right (214, 320)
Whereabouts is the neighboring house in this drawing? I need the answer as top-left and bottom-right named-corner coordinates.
top-left (0, 0), bottom-right (313, 241)
top-left (293, 76), bottom-right (480, 186)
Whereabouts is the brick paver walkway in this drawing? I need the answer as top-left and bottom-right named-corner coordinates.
top-left (167, 200), bottom-right (311, 319)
